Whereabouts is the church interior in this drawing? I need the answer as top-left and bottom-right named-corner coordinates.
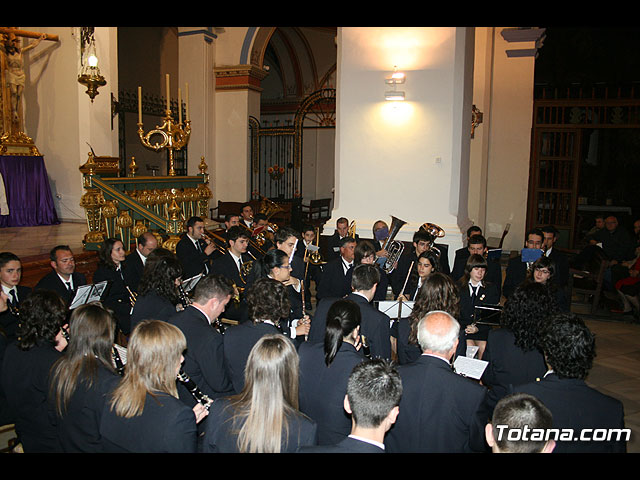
top-left (1, 26), bottom-right (639, 453)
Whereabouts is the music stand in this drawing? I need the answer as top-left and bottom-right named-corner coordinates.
top-left (181, 273), bottom-right (204, 294)
top-left (473, 304), bottom-right (503, 326)
top-left (69, 280), bottom-right (109, 310)
top-left (378, 300), bottom-right (415, 319)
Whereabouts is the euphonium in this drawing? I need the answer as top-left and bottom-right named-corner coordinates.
top-left (419, 222), bottom-right (446, 258)
top-left (381, 216), bottom-right (407, 274)
top-left (347, 220), bottom-right (356, 238)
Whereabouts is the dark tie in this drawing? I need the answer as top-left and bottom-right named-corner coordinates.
top-left (470, 284), bottom-right (478, 303)
top-left (66, 281), bottom-right (72, 292)
top-left (9, 288), bottom-right (17, 306)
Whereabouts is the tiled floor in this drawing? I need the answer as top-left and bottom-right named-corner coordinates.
top-left (1, 222), bottom-right (639, 452)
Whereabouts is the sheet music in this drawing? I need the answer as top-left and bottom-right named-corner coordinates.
top-left (114, 344), bottom-right (128, 364)
top-left (466, 345), bottom-right (479, 359)
top-left (378, 300), bottom-right (414, 318)
top-left (453, 356), bottom-right (488, 380)
top-left (305, 244), bottom-right (320, 252)
top-left (181, 273), bottom-right (204, 293)
top-left (69, 281), bottom-right (108, 310)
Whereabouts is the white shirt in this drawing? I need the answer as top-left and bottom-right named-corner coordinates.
top-left (341, 256), bottom-right (353, 275)
top-left (136, 248), bottom-right (147, 266)
top-left (229, 251), bottom-right (243, 272)
top-left (348, 434), bottom-right (385, 451)
top-left (1, 284), bottom-right (17, 302)
top-left (57, 273), bottom-right (74, 290)
top-left (191, 303), bottom-right (213, 326)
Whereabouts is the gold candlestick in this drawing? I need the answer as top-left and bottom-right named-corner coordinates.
top-left (137, 114), bottom-right (191, 176)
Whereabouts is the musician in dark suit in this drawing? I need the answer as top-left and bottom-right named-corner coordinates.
top-left (311, 264), bottom-right (392, 360)
top-left (0, 252), bottom-right (32, 340)
top-left (223, 278), bottom-right (292, 394)
top-left (298, 358), bottom-right (402, 453)
top-left (167, 274), bottom-right (235, 405)
top-left (239, 202), bottom-right (254, 230)
top-left (541, 225), bottom-right (569, 289)
top-left (99, 320), bottom-right (207, 453)
top-left (384, 311), bottom-right (487, 453)
top-left (397, 250), bottom-right (439, 302)
top-left (450, 234), bottom-right (502, 298)
top-left (49, 303), bottom-right (121, 452)
top-left (326, 217), bottom-right (358, 261)
top-left (502, 228), bottom-right (544, 299)
top-left (92, 238), bottom-right (137, 336)
top-left (457, 254), bottom-right (501, 359)
top-left (129, 248), bottom-right (183, 333)
top-left (509, 312), bottom-right (627, 453)
top-left (34, 245), bottom-right (87, 307)
top-left (123, 232), bottom-right (158, 292)
top-left (298, 299), bottom-right (365, 444)
top-left (392, 230), bottom-right (448, 297)
top-left (452, 225), bottom-right (483, 268)
top-left (1, 290), bottom-right (68, 453)
top-left (482, 282), bottom-right (559, 407)
top-left (316, 236), bottom-right (356, 301)
top-left (345, 240), bottom-right (389, 302)
top-left (176, 216), bottom-right (217, 279)
top-left (210, 226), bottom-right (253, 322)
top-left (296, 224), bottom-right (319, 308)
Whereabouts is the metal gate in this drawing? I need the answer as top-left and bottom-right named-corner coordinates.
top-left (249, 88), bottom-right (336, 200)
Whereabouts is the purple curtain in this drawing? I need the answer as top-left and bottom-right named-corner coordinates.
top-left (0, 155), bottom-right (60, 227)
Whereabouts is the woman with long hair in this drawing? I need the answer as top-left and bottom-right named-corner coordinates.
top-left (393, 272), bottom-right (460, 365)
top-left (298, 299), bottom-right (365, 444)
top-left (99, 319), bottom-right (207, 452)
top-left (0, 290), bottom-right (68, 452)
top-left (93, 238), bottom-right (137, 336)
top-left (223, 277), bottom-right (292, 393)
top-left (397, 250), bottom-right (440, 302)
top-left (525, 255), bottom-right (569, 311)
top-left (129, 248), bottom-right (183, 332)
top-left (457, 254), bottom-right (500, 359)
top-left (204, 334), bottom-right (317, 452)
top-left (482, 281), bottom-right (560, 402)
top-left (49, 302), bottom-right (120, 452)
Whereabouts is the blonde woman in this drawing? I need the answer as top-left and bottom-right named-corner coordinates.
top-left (50, 302), bottom-right (120, 452)
top-left (99, 320), bottom-right (207, 452)
top-left (203, 334), bottom-right (317, 452)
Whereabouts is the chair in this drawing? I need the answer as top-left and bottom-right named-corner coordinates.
top-left (568, 250), bottom-right (610, 314)
top-left (487, 223), bottom-right (511, 250)
top-left (209, 200), bottom-right (260, 223)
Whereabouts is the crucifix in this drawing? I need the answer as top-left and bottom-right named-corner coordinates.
top-left (0, 27), bottom-right (58, 155)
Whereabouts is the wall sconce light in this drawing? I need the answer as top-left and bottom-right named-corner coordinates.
top-left (385, 65), bottom-right (405, 101)
top-left (77, 27), bottom-right (106, 102)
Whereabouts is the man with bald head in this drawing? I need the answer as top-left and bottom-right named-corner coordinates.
top-left (384, 311), bottom-right (488, 453)
top-left (124, 231), bottom-right (158, 291)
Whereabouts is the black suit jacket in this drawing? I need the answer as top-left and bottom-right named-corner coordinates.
top-left (0, 285), bottom-right (31, 340)
top-left (502, 255), bottom-right (529, 299)
top-left (99, 391), bottom-right (198, 453)
top-left (1, 340), bottom-right (63, 452)
top-left (53, 363), bottom-right (120, 453)
top-left (123, 250), bottom-right (145, 291)
top-left (512, 373), bottom-right (627, 453)
top-left (176, 234), bottom-right (215, 280)
top-left (325, 232), bottom-right (359, 262)
top-left (93, 264), bottom-right (136, 335)
top-left (34, 270), bottom-right (87, 306)
top-left (298, 341), bottom-right (365, 445)
top-left (392, 317), bottom-right (421, 365)
top-left (345, 264), bottom-right (389, 301)
top-left (167, 305), bottom-right (234, 404)
top-left (547, 248), bottom-right (569, 288)
top-left (392, 251), bottom-right (450, 297)
top-left (316, 256), bottom-right (351, 301)
top-left (223, 321), bottom-right (283, 394)
top-left (203, 397), bottom-right (318, 453)
top-left (297, 435), bottom-right (385, 453)
top-left (384, 354), bottom-right (487, 453)
top-left (451, 254), bottom-right (503, 298)
top-left (130, 291), bottom-right (177, 333)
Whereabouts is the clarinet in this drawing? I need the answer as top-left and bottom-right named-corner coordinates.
top-left (177, 369), bottom-right (214, 410)
top-left (112, 346), bottom-right (126, 376)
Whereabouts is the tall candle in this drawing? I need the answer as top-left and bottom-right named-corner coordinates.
top-left (185, 83), bottom-right (189, 121)
top-left (137, 86), bottom-right (142, 124)
top-left (166, 74), bottom-right (170, 112)
top-left (178, 88), bottom-right (182, 124)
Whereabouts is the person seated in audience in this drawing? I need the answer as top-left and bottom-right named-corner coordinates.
top-left (523, 255), bottom-right (569, 311)
top-left (175, 216), bottom-right (217, 279)
top-left (223, 277), bottom-right (292, 394)
top-left (1, 290), bottom-right (68, 452)
top-left (168, 274), bottom-right (235, 407)
top-left (326, 217), bottom-right (357, 261)
top-left (345, 240), bottom-right (389, 301)
top-left (502, 228), bottom-right (544, 299)
top-left (49, 302), bottom-right (121, 452)
top-left (540, 225), bottom-right (569, 289)
top-left (250, 249), bottom-right (311, 346)
top-left (384, 311), bottom-right (487, 453)
top-left (457, 254), bottom-right (501, 359)
top-left (203, 334), bottom-right (317, 453)
top-left (129, 248), bottom-right (184, 332)
top-left (298, 358), bottom-right (402, 453)
top-left (311, 264), bottom-right (391, 360)
top-left (298, 299), bottom-right (365, 444)
top-left (0, 251), bottom-right (32, 340)
top-left (485, 393), bottom-right (555, 453)
top-left (482, 281), bottom-right (559, 406)
top-left (123, 232), bottom-right (158, 292)
top-left (508, 312), bottom-right (627, 453)
top-left (584, 214), bottom-right (605, 240)
top-left (316, 236), bottom-right (356, 301)
top-left (397, 250), bottom-right (439, 302)
top-left (34, 245), bottom-right (87, 307)
top-left (392, 272), bottom-right (461, 365)
top-left (99, 320), bottom-right (207, 453)
top-left (612, 243), bottom-right (640, 319)
top-left (93, 238), bottom-right (137, 337)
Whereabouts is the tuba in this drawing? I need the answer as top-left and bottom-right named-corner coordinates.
top-left (381, 216), bottom-right (407, 274)
top-left (419, 222), bottom-right (446, 258)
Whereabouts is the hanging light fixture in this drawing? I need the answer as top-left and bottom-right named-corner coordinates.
top-left (77, 27), bottom-right (106, 102)
top-left (385, 65), bottom-right (405, 101)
